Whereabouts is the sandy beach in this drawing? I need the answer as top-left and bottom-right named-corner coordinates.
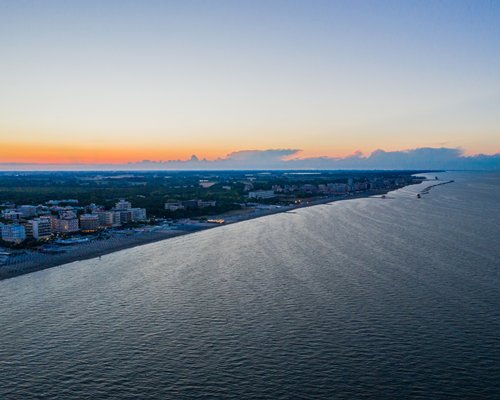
top-left (0, 188), bottom-right (395, 281)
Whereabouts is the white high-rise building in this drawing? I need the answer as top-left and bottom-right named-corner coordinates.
top-left (26, 218), bottom-right (52, 239)
top-left (115, 199), bottom-right (132, 210)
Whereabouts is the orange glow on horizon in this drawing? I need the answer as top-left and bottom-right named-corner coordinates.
top-left (1, 141), bottom-right (498, 165)
top-left (0, 142), bottom-right (234, 164)
top-left (0, 141), bottom-right (346, 164)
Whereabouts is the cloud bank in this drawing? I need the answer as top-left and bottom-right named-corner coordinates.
top-left (0, 147), bottom-right (498, 171)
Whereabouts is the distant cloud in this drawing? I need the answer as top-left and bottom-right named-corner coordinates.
top-left (227, 149), bottom-right (299, 163)
top-left (0, 147), bottom-right (498, 171)
top-left (287, 147), bottom-right (500, 170)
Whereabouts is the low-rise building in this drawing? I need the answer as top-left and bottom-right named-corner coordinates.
top-left (180, 199), bottom-right (217, 209)
top-left (131, 208), bottom-right (147, 221)
top-left (199, 200), bottom-right (216, 208)
top-left (165, 202), bottom-right (185, 212)
top-left (2, 210), bottom-right (23, 221)
top-left (248, 190), bottom-right (275, 199)
top-left (19, 205), bottom-right (38, 218)
top-left (199, 180), bottom-right (217, 188)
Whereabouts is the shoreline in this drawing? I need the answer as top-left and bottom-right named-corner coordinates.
top-left (0, 187), bottom-right (405, 281)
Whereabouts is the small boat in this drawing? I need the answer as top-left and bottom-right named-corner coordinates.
top-left (417, 194), bottom-right (421, 198)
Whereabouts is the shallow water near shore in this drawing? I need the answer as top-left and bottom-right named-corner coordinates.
top-left (1, 171), bottom-right (499, 399)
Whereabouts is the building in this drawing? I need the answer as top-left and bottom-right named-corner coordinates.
top-left (25, 218), bottom-right (52, 239)
top-left (165, 202), bottom-right (185, 212)
top-left (180, 199), bottom-right (217, 209)
top-left (96, 211), bottom-right (114, 227)
top-left (1, 224), bottom-right (27, 243)
top-left (248, 190), bottom-right (275, 199)
top-left (199, 200), bottom-right (216, 208)
top-left (59, 210), bottom-right (77, 220)
top-left (2, 210), bottom-right (23, 221)
top-left (53, 212), bottom-right (79, 233)
top-left (118, 210), bottom-right (133, 225)
top-left (182, 199), bottom-right (201, 209)
top-left (112, 211), bottom-right (122, 227)
top-left (79, 214), bottom-right (100, 231)
top-left (115, 199), bottom-right (132, 210)
top-left (46, 199), bottom-right (79, 205)
top-left (131, 208), bottom-right (147, 221)
top-left (199, 180), bottom-right (217, 188)
top-left (19, 205), bottom-right (38, 218)
top-left (327, 183), bottom-right (348, 194)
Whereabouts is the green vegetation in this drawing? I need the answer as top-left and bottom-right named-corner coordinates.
top-left (0, 170), bottom-right (424, 219)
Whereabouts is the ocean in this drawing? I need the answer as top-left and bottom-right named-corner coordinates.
top-left (0, 171), bottom-right (499, 399)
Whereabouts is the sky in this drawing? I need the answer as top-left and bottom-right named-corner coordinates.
top-left (0, 0), bottom-right (499, 167)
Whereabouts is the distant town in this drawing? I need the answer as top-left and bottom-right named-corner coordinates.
top-left (0, 170), bottom-right (426, 278)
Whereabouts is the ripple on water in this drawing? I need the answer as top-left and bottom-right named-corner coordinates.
top-left (0, 172), bottom-right (499, 399)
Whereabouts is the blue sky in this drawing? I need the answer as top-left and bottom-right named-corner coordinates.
top-left (0, 0), bottom-right (498, 165)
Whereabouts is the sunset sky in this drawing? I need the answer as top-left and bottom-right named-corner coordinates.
top-left (0, 0), bottom-right (499, 165)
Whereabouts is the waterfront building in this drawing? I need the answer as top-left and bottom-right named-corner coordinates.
top-left (301, 184), bottom-right (316, 193)
top-left (327, 183), bottom-right (348, 194)
top-left (96, 211), bottom-right (114, 227)
top-left (79, 214), bottom-right (100, 231)
top-left (112, 211), bottom-right (122, 227)
top-left (53, 213), bottom-right (79, 233)
top-left (25, 218), bottom-right (52, 239)
top-left (1, 223), bottom-right (27, 243)
top-left (248, 190), bottom-right (275, 199)
top-left (118, 210), bottom-right (133, 225)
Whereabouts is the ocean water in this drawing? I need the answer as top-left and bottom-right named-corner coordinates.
top-left (0, 172), bottom-right (499, 399)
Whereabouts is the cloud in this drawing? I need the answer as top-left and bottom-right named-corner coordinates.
top-left (227, 149), bottom-right (300, 162)
top-left (287, 147), bottom-right (500, 170)
top-left (0, 147), bottom-right (498, 171)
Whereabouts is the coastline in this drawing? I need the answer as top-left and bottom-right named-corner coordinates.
top-left (0, 187), bottom-right (401, 281)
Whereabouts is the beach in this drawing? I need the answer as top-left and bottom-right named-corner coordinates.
top-left (0, 188), bottom-right (397, 281)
